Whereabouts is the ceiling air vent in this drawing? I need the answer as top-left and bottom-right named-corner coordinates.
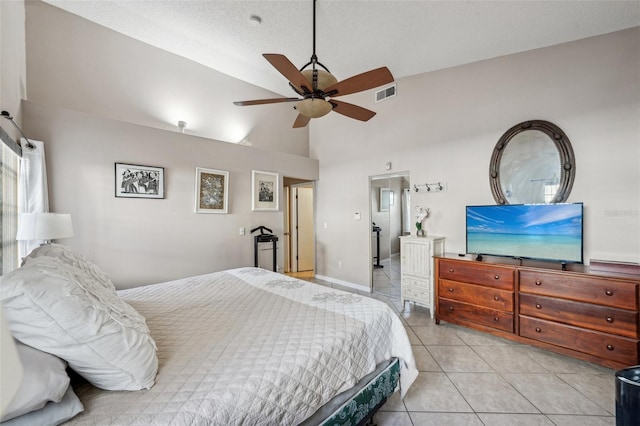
top-left (375, 84), bottom-right (396, 102)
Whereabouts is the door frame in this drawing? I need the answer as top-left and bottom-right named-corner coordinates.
top-left (288, 181), bottom-right (316, 273)
top-left (368, 171), bottom-right (410, 291)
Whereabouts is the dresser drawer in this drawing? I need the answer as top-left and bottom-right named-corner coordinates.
top-left (439, 260), bottom-right (514, 290)
top-left (520, 316), bottom-right (639, 365)
top-left (403, 287), bottom-right (429, 304)
top-left (520, 293), bottom-right (639, 338)
top-left (403, 276), bottom-right (429, 290)
top-left (520, 270), bottom-right (639, 309)
top-left (439, 279), bottom-right (514, 312)
top-left (439, 298), bottom-right (514, 332)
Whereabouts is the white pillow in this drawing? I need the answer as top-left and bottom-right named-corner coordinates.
top-left (1, 257), bottom-right (158, 391)
top-left (1, 341), bottom-right (70, 422)
top-left (1, 386), bottom-right (83, 426)
top-left (22, 243), bottom-right (116, 291)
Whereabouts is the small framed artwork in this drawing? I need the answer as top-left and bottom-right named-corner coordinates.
top-left (195, 167), bottom-right (229, 214)
top-left (252, 170), bottom-right (279, 211)
top-left (379, 188), bottom-right (390, 212)
top-left (115, 163), bottom-right (164, 199)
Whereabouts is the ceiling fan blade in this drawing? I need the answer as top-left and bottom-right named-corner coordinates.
top-left (293, 114), bottom-right (311, 128)
top-left (263, 54), bottom-right (311, 93)
top-left (330, 100), bottom-right (376, 122)
top-left (324, 67), bottom-right (394, 97)
top-left (233, 97), bottom-right (299, 106)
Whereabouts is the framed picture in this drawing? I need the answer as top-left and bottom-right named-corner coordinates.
top-left (115, 163), bottom-right (164, 199)
top-left (379, 188), bottom-right (390, 212)
top-left (252, 170), bottom-right (279, 211)
top-left (195, 167), bottom-right (229, 214)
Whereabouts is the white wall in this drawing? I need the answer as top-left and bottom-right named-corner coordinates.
top-left (25, 0), bottom-right (309, 157)
top-left (19, 0), bottom-right (320, 288)
top-left (0, 0), bottom-right (26, 139)
top-left (23, 101), bottom-right (318, 288)
top-left (312, 28), bottom-right (640, 287)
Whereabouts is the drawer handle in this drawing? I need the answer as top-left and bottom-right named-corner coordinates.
top-left (494, 295), bottom-right (500, 301)
top-left (606, 316), bottom-right (614, 323)
top-left (448, 306), bottom-right (454, 311)
top-left (535, 304), bottom-right (542, 309)
top-left (448, 288), bottom-right (454, 292)
top-left (493, 316), bottom-right (500, 322)
top-left (535, 327), bottom-right (542, 333)
top-left (605, 290), bottom-right (614, 296)
top-left (448, 269), bottom-right (454, 273)
top-left (535, 280), bottom-right (542, 286)
top-left (606, 344), bottom-right (614, 351)
top-left (494, 275), bottom-right (500, 280)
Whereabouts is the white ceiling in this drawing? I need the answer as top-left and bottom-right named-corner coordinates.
top-left (43, 0), bottom-right (640, 97)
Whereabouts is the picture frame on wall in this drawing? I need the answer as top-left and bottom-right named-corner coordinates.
top-left (115, 163), bottom-right (164, 199)
top-left (195, 167), bottom-right (229, 214)
top-left (252, 170), bottom-right (279, 211)
top-left (379, 188), bottom-right (390, 212)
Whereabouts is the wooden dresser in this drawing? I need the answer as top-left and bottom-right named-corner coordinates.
top-left (437, 258), bottom-right (515, 333)
top-left (434, 254), bottom-right (640, 369)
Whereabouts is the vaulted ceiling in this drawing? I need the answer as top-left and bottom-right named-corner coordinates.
top-left (43, 0), bottom-right (640, 97)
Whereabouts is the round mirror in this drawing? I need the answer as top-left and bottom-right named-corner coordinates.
top-left (489, 120), bottom-right (575, 205)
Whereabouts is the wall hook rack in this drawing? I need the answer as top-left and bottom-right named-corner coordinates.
top-left (413, 182), bottom-right (445, 193)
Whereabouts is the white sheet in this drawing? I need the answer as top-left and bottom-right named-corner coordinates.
top-left (67, 268), bottom-right (418, 425)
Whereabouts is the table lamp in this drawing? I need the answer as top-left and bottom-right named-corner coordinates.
top-left (16, 213), bottom-right (74, 244)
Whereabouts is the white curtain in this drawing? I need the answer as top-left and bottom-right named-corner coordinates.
top-left (1, 143), bottom-right (20, 274)
top-left (18, 139), bottom-right (49, 259)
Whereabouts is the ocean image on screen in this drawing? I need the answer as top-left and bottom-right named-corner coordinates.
top-left (466, 204), bottom-right (583, 263)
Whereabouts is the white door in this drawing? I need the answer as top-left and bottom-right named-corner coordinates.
top-left (284, 187), bottom-right (291, 272)
top-left (294, 185), bottom-right (314, 272)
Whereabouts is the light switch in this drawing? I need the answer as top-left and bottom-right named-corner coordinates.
top-left (354, 212), bottom-right (361, 220)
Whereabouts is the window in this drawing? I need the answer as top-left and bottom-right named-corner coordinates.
top-left (1, 141), bottom-right (20, 274)
top-left (544, 183), bottom-right (559, 204)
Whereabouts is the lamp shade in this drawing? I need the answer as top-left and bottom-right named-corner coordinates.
top-left (16, 213), bottom-right (74, 241)
top-left (295, 98), bottom-right (333, 119)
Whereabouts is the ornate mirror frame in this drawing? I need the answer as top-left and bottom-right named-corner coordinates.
top-left (489, 120), bottom-right (575, 205)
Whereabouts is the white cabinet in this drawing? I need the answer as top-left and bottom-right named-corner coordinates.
top-left (400, 236), bottom-right (445, 317)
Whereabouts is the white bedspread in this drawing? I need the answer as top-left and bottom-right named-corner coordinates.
top-left (67, 268), bottom-right (418, 425)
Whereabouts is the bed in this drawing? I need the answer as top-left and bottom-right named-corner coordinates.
top-left (0, 245), bottom-right (417, 425)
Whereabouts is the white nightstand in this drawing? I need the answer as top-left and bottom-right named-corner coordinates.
top-left (400, 236), bottom-right (445, 318)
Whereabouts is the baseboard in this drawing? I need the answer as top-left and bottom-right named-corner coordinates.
top-left (314, 274), bottom-right (371, 293)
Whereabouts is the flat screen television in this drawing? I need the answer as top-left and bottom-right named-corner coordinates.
top-left (466, 203), bottom-right (584, 264)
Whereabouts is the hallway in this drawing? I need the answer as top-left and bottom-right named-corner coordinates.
top-left (372, 255), bottom-right (401, 299)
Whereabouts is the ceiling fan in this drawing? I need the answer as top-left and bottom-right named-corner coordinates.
top-left (234, 0), bottom-right (394, 128)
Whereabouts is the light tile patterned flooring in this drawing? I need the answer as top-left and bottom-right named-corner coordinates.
top-left (296, 257), bottom-right (618, 426)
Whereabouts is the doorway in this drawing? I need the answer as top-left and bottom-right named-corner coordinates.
top-left (284, 179), bottom-right (315, 278)
top-left (370, 173), bottom-right (410, 296)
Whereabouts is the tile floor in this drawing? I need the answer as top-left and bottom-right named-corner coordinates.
top-left (296, 257), bottom-right (619, 426)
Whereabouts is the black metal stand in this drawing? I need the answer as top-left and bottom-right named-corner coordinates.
top-left (372, 225), bottom-right (383, 269)
top-left (251, 226), bottom-right (278, 272)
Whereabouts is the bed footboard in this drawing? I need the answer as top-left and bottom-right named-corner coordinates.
top-left (300, 358), bottom-right (401, 426)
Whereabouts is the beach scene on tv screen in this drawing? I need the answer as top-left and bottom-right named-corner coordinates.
top-left (467, 204), bottom-right (583, 262)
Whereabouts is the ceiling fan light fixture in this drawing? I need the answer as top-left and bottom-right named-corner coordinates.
top-left (233, 0), bottom-right (394, 127)
top-left (296, 98), bottom-right (332, 118)
top-left (301, 69), bottom-right (337, 91)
